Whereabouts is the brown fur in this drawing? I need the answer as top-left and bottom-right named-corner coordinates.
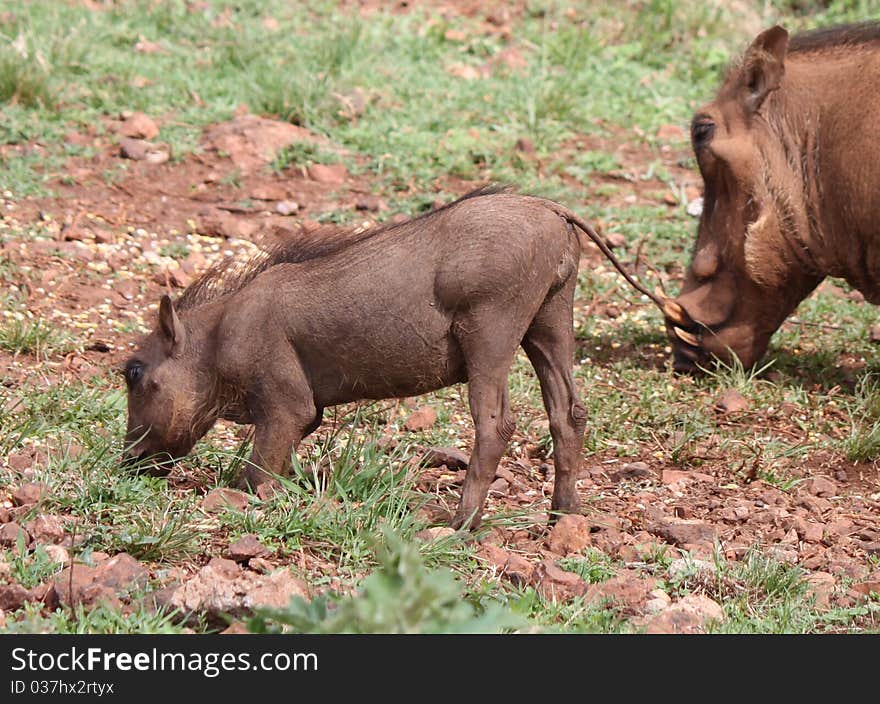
top-left (667, 22), bottom-right (880, 371)
top-left (124, 189), bottom-right (600, 529)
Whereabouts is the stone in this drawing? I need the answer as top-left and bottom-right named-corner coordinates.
top-left (0, 583), bottom-right (30, 611)
top-left (205, 115), bottom-right (323, 173)
top-left (25, 514), bottom-right (66, 544)
top-left (119, 112), bottom-right (159, 139)
top-left (515, 137), bottom-right (535, 154)
top-left (805, 477), bottom-right (837, 497)
top-left (226, 534), bottom-right (270, 562)
top-left (404, 406), bottom-right (437, 432)
top-left (160, 562), bottom-right (308, 617)
top-left (805, 572), bottom-right (836, 609)
top-left (479, 543), bottom-right (534, 587)
top-left (43, 544), bottom-right (70, 566)
top-left (609, 461), bottom-right (652, 482)
top-left (547, 514), bottom-right (593, 556)
top-left (308, 163), bottom-right (348, 184)
top-left (714, 389), bottom-right (749, 414)
top-left (667, 557), bottom-right (715, 581)
top-left (0, 522), bottom-right (30, 548)
top-left (420, 446), bottom-right (469, 470)
top-left (12, 482), bottom-right (48, 506)
top-left (661, 469), bottom-right (713, 486)
top-left (202, 488), bottom-right (250, 513)
top-left (415, 527), bottom-right (456, 542)
top-left (642, 594), bottom-right (724, 633)
top-left (275, 200), bottom-right (299, 216)
top-left (648, 518), bottom-right (716, 547)
top-left (535, 560), bottom-right (588, 602)
top-left (583, 572), bottom-right (658, 614)
top-left (53, 553), bottom-right (147, 606)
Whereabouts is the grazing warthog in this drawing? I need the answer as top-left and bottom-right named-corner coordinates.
top-left (123, 187), bottom-right (615, 528)
top-left (666, 22), bottom-right (880, 372)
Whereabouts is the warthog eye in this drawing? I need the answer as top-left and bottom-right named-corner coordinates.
top-left (691, 119), bottom-right (715, 149)
top-left (125, 360), bottom-right (144, 387)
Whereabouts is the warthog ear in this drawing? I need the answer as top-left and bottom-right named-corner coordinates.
top-left (158, 294), bottom-right (186, 357)
top-left (742, 25), bottom-right (789, 115)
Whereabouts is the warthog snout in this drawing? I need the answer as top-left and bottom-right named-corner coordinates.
top-left (662, 298), bottom-right (709, 374)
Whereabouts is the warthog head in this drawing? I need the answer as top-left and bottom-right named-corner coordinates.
top-left (667, 25), bottom-right (824, 372)
top-left (123, 295), bottom-right (218, 469)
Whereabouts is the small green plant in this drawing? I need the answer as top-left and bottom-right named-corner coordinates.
top-left (248, 531), bottom-right (523, 634)
top-left (558, 548), bottom-right (618, 583)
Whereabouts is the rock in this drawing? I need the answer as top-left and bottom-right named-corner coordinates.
top-left (667, 557), bottom-right (715, 581)
top-left (604, 232), bottom-right (627, 249)
top-left (226, 534), bottom-right (270, 562)
top-left (197, 211), bottom-right (258, 240)
top-left (609, 461), bottom-right (652, 482)
top-left (547, 514), bottom-right (593, 556)
top-left (415, 526), bottom-right (456, 542)
top-left (53, 553), bottom-right (147, 606)
top-left (870, 325), bottom-right (880, 344)
top-left (161, 561), bottom-right (308, 617)
top-left (0, 583), bottom-right (30, 611)
top-left (404, 406), bottom-right (437, 432)
top-left (642, 594), bottom-right (724, 633)
top-left (421, 446), bottom-right (469, 470)
top-left (488, 477), bottom-right (509, 495)
top-left (656, 123), bottom-right (685, 141)
top-left (202, 488), bottom-right (250, 514)
top-left (118, 112), bottom-right (159, 140)
top-left (355, 195), bottom-right (386, 212)
top-left (805, 572), bottom-right (836, 609)
top-left (584, 572), bottom-right (658, 614)
top-left (0, 522), bottom-right (30, 548)
top-left (862, 542), bottom-right (880, 557)
top-left (250, 184), bottom-right (288, 201)
top-left (644, 588), bottom-right (671, 614)
top-left (43, 544), bottom-right (70, 566)
top-left (661, 469), bottom-right (713, 486)
top-left (850, 581), bottom-right (880, 598)
top-left (119, 137), bottom-right (169, 163)
top-left (479, 543), bottom-right (534, 587)
top-left (308, 163), bottom-right (348, 184)
top-left (805, 477), bottom-right (836, 497)
top-left (0, 507), bottom-right (10, 524)
top-left (248, 557), bottom-right (275, 574)
top-left (275, 200), bottom-right (299, 216)
top-left (648, 518), bottom-right (716, 548)
top-left (12, 482), bottom-right (48, 506)
top-left (714, 389), bottom-right (749, 414)
top-left (535, 559), bottom-right (588, 602)
top-left (515, 137), bottom-right (535, 154)
top-left (7, 452), bottom-right (32, 471)
top-left (25, 515), bottom-right (66, 544)
top-left (221, 621), bottom-right (250, 634)
top-left (205, 115), bottom-right (323, 173)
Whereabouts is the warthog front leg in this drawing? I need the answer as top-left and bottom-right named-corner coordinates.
top-left (235, 363), bottom-right (319, 492)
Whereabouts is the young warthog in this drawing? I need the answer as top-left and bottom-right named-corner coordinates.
top-left (666, 22), bottom-right (880, 372)
top-left (124, 187), bottom-right (610, 528)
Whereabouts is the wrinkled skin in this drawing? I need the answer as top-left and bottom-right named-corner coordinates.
top-left (123, 191), bottom-right (598, 529)
top-left (668, 22), bottom-right (880, 371)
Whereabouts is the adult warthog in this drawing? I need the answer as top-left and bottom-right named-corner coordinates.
top-left (666, 22), bottom-right (880, 372)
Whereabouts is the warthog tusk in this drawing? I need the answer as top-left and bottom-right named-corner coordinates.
top-left (662, 299), bottom-right (694, 329)
top-left (673, 326), bottom-right (700, 347)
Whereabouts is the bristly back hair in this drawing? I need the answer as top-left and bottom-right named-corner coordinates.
top-left (789, 21), bottom-right (880, 54)
top-left (175, 184), bottom-right (511, 311)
